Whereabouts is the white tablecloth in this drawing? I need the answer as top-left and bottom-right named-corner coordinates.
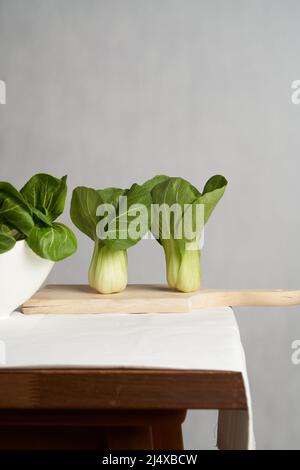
top-left (0, 307), bottom-right (255, 449)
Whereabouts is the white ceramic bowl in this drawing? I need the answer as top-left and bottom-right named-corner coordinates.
top-left (0, 240), bottom-right (54, 318)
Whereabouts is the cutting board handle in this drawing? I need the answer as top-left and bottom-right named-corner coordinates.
top-left (190, 289), bottom-right (300, 309)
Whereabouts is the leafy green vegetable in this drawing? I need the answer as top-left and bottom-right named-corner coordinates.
top-left (150, 175), bottom-right (228, 292)
top-left (0, 182), bottom-right (35, 236)
top-left (71, 183), bottom-right (152, 294)
top-left (141, 175), bottom-right (169, 193)
top-left (21, 174), bottom-right (67, 224)
top-left (97, 187), bottom-right (125, 207)
top-left (101, 184), bottom-right (151, 251)
top-left (0, 174), bottom-right (77, 261)
top-left (70, 187), bottom-right (103, 241)
top-left (26, 223), bottom-right (77, 262)
top-left (194, 175), bottom-right (228, 224)
top-left (0, 230), bottom-right (16, 254)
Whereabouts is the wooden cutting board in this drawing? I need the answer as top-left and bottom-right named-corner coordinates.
top-left (21, 284), bottom-right (300, 315)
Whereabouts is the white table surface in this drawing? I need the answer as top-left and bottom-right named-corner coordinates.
top-left (0, 307), bottom-right (255, 449)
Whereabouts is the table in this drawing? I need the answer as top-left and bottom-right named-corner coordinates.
top-left (0, 368), bottom-right (248, 450)
top-left (0, 308), bottom-right (254, 450)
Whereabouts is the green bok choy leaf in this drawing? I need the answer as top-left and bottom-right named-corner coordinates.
top-left (0, 174), bottom-right (77, 261)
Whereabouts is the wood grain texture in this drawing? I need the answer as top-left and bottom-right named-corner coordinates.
top-left (152, 422), bottom-right (184, 450)
top-left (0, 410), bottom-right (187, 427)
top-left (0, 369), bottom-right (247, 410)
top-left (22, 284), bottom-right (300, 315)
top-left (217, 410), bottom-right (250, 450)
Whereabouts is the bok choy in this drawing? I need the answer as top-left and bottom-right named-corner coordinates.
top-left (150, 175), bottom-right (228, 293)
top-left (70, 183), bottom-right (152, 294)
top-left (0, 174), bottom-right (77, 261)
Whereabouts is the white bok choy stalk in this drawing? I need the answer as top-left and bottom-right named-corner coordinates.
top-left (88, 241), bottom-right (128, 294)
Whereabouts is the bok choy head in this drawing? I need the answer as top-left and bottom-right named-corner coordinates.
top-left (150, 175), bottom-right (228, 293)
top-left (70, 183), bottom-right (152, 294)
top-left (0, 174), bottom-right (77, 261)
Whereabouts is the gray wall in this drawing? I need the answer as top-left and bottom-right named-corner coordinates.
top-left (1, 0), bottom-right (299, 449)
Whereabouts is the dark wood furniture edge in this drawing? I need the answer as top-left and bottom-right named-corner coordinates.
top-left (0, 368), bottom-right (247, 410)
top-left (0, 410), bottom-right (187, 450)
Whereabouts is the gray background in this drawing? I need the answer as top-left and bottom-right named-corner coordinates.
top-left (0, 0), bottom-right (299, 449)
